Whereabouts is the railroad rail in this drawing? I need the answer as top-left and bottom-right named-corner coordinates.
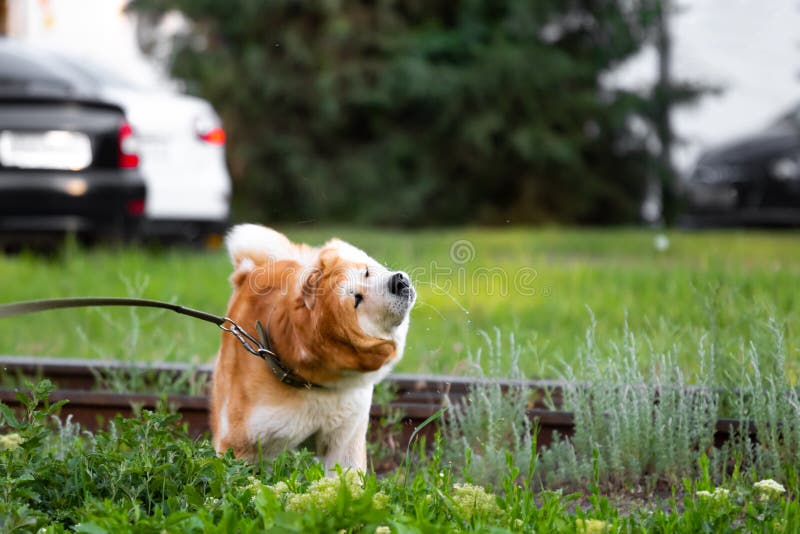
top-left (0, 355), bottom-right (753, 452)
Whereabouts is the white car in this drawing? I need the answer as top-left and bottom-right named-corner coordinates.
top-left (56, 54), bottom-right (232, 242)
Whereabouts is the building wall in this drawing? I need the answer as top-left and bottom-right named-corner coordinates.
top-left (4, 0), bottom-right (171, 90)
top-left (611, 1), bottom-right (800, 174)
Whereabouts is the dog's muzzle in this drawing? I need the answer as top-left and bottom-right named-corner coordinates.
top-left (388, 272), bottom-right (414, 300)
top-left (386, 272), bottom-right (415, 325)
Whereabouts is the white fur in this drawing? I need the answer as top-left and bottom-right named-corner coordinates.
top-left (217, 398), bottom-right (229, 450)
top-left (238, 257), bottom-right (255, 273)
top-left (247, 385), bottom-right (373, 471)
top-left (226, 224), bottom-right (294, 265)
top-left (325, 238), bottom-right (371, 264)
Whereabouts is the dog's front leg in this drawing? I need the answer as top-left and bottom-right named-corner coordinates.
top-left (317, 411), bottom-right (369, 474)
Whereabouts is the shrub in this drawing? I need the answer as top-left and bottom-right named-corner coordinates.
top-left (539, 317), bottom-right (718, 490)
top-left (129, 0), bottom-right (699, 225)
top-left (442, 330), bottom-right (537, 488)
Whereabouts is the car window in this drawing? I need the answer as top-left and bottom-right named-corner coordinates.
top-left (51, 54), bottom-right (147, 91)
top-left (0, 43), bottom-right (97, 98)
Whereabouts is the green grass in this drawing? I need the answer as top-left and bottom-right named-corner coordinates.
top-left (1, 381), bottom-right (799, 532)
top-left (0, 228), bottom-right (798, 378)
top-left (3, 227), bottom-right (799, 531)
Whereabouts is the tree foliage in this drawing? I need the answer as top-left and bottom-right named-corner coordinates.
top-left (132, 0), bottom-right (689, 225)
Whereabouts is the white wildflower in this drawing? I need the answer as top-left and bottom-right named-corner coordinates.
top-left (754, 479), bottom-right (786, 496)
top-left (203, 496), bottom-right (222, 507)
top-left (451, 483), bottom-right (502, 521)
top-left (267, 480), bottom-right (291, 498)
top-left (696, 488), bottom-right (730, 501)
top-left (0, 433), bottom-right (25, 451)
top-left (576, 518), bottom-right (611, 533)
top-left (285, 470), bottom-right (388, 513)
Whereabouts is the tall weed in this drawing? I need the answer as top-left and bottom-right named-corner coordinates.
top-left (442, 316), bottom-right (800, 494)
top-left (442, 329), bottom-right (537, 488)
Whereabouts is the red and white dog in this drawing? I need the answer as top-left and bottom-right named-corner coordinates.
top-left (210, 224), bottom-right (415, 471)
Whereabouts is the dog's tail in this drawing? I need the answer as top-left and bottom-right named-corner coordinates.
top-left (225, 224), bottom-right (294, 269)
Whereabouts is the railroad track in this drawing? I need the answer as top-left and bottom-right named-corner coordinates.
top-left (0, 355), bottom-right (753, 451)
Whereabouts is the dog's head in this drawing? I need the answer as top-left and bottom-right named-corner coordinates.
top-left (225, 225), bottom-right (415, 383)
top-left (305, 238), bottom-right (415, 341)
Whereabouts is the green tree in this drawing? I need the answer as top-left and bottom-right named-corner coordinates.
top-left (131, 0), bottom-right (697, 225)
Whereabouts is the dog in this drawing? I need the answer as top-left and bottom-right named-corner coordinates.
top-left (210, 224), bottom-right (415, 471)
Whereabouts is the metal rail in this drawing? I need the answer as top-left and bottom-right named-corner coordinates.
top-left (0, 356), bottom-right (754, 452)
top-left (0, 355), bottom-right (566, 407)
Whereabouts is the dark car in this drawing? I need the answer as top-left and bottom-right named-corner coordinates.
top-left (0, 39), bottom-right (145, 245)
top-left (683, 106), bottom-right (800, 226)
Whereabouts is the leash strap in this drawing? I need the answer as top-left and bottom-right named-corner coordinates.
top-left (0, 297), bottom-right (323, 390)
top-left (0, 297), bottom-right (227, 325)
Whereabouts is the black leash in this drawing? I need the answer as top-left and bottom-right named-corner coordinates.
top-left (0, 297), bottom-right (324, 390)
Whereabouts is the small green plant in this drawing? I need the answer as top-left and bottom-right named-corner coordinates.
top-left (539, 315), bottom-right (719, 491)
top-left (442, 329), bottom-right (537, 488)
top-left (432, 314), bottom-right (800, 510)
top-left (88, 363), bottom-right (209, 396)
top-left (530, 314), bottom-right (800, 497)
top-left (713, 320), bottom-right (800, 486)
top-left (0, 382), bottom-right (518, 531)
top-left (3, 378), bottom-right (800, 531)
top-left (367, 381), bottom-right (406, 472)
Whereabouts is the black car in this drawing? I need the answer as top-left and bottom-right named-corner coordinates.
top-left (0, 39), bottom-right (145, 244)
top-left (683, 106), bottom-right (800, 226)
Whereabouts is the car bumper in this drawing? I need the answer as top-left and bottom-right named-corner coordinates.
top-left (684, 182), bottom-right (740, 211)
top-left (683, 181), bottom-right (800, 226)
top-left (0, 170), bottom-right (145, 236)
top-left (681, 209), bottom-right (800, 227)
top-left (139, 217), bottom-right (229, 237)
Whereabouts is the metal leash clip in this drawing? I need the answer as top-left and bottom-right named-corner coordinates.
top-left (218, 317), bottom-right (275, 357)
top-left (218, 317), bottom-right (321, 389)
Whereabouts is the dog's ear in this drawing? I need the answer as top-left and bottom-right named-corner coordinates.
top-left (301, 265), bottom-right (323, 309)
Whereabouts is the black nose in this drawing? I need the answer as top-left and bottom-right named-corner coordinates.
top-left (388, 272), bottom-right (411, 296)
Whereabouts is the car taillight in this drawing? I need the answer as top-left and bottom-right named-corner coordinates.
top-left (198, 126), bottom-right (226, 145)
top-left (126, 198), bottom-right (145, 216)
top-left (118, 122), bottom-right (140, 168)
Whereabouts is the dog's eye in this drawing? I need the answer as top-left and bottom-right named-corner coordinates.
top-left (354, 293), bottom-right (363, 308)
top-left (364, 268), bottom-right (369, 278)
